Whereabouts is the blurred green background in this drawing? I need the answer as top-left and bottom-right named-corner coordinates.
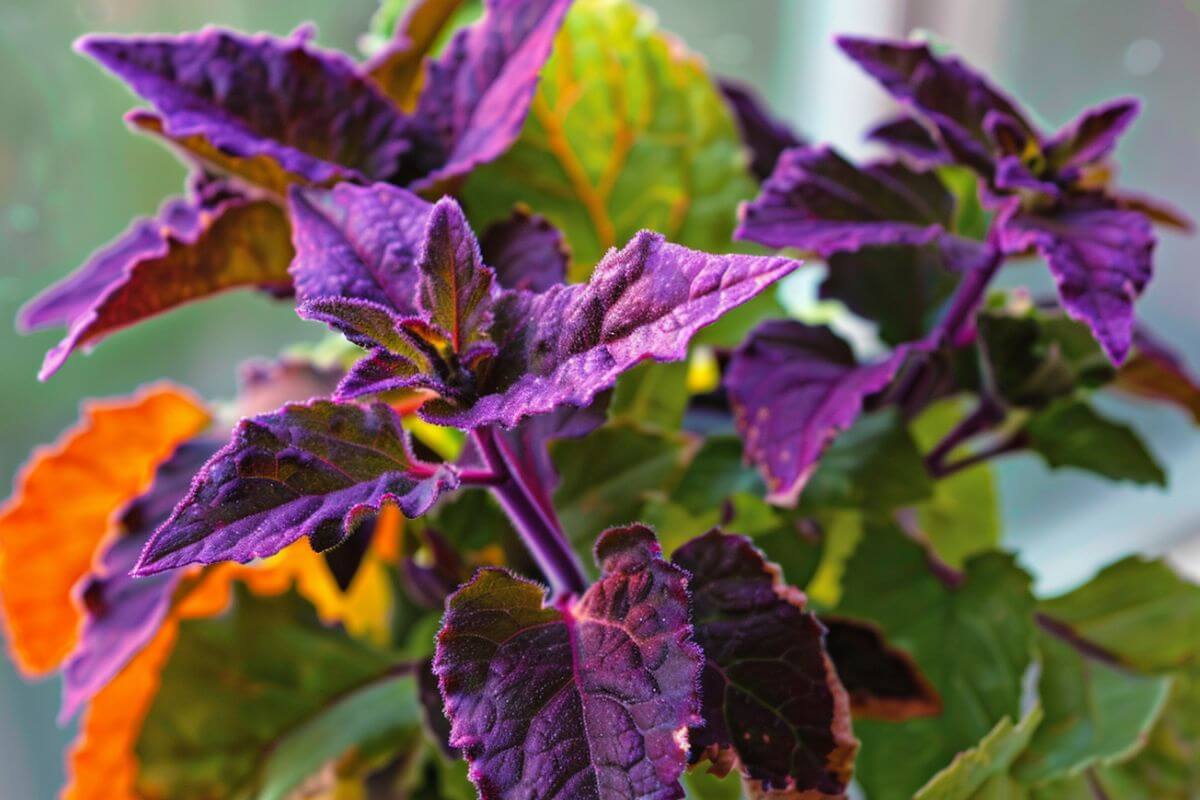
top-left (2, 1), bottom-right (1198, 796)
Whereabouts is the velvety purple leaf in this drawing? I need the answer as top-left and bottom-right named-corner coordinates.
top-left (1044, 98), bottom-right (1140, 176)
top-left (725, 320), bottom-right (921, 505)
top-left (134, 400), bottom-right (458, 576)
top-left (410, 0), bottom-right (572, 190)
top-left (820, 615), bottom-right (942, 722)
top-left (78, 26), bottom-right (413, 187)
top-left (718, 78), bottom-right (805, 182)
top-left (1111, 189), bottom-right (1195, 232)
top-left (416, 197), bottom-right (496, 354)
top-left (365, 0), bottom-right (467, 111)
top-left (22, 174), bottom-right (293, 380)
top-left (836, 36), bottom-right (1037, 175)
top-left (422, 230), bottom-right (802, 429)
top-left (996, 198), bottom-right (1154, 364)
top-left (672, 530), bottom-right (857, 797)
top-left (993, 155), bottom-right (1061, 197)
top-left (479, 206), bottom-right (570, 292)
top-left (435, 524), bottom-right (702, 800)
top-left (736, 145), bottom-right (953, 255)
top-left (866, 115), bottom-right (947, 166)
top-left (288, 183), bottom-right (433, 315)
top-left (59, 439), bottom-right (219, 722)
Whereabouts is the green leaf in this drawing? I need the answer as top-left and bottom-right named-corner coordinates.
top-left (1037, 557), bottom-right (1200, 673)
top-left (937, 165), bottom-right (991, 240)
top-left (915, 704), bottom-right (1044, 800)
top-left (461, 0), bottom-right (757, 279)
top-left (551, 423), bottom-right (688, 570)
top-left (912, 400), bottom-right (1001, 568)
top-left (836, 524), bottom-right (1038, 800)
top-left (977, 310), bottom-right (1112, 408)
top-left (694, 289), bottom-right (787, 348)
top-left (1025, 400), bottom-right (1166, 486)
top-left (608, 360), bottom-right (690, 432)
top-left (683, 767), bottom-right (744, 799)
top-left (800, 408), bottom-right (934, 513)
top-left (668, 435), bottom-right (764, 515)
top-left (136, 588), bottom-right (422, 800)
top-left (1012, 629), bottom-right (1171, 784)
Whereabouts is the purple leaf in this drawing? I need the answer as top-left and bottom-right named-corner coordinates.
top-left (672, 530), bottom-right (857, 797)
top-left (836, 36), bottom-right (1037, 175)
top-left (59, 439), bottom-right (219, 722)
top-left (422, 230), bottom-right (802, 429)
top-left (234, 357), bottom-right (343, 418)
top-left (1112, 327), bottom-right (1200, 423)
top-left (725, 320), bottom-right (921, 505)
top-left (416, 197), bottom-right (497, 354)
top-left (996, 198), bottom-right (1154, 365)
top-left (820, 615), bottom-right (942, 722)
top-left (1044, 98), bottom-right (1140, 176)
top-left (479, 206), bottom-right (570, 293)
top-left (410, 0), bottom-right (572, 190)
top-left (134, 400), bottom-right (458, 576)
top-left (866, 115), bottom-right (948, 166)
top-left (21, 176), bottom-right (292, 380)
top-left (435, 524), bottom-right (702, 799)
top-left (288, 183), bottom-right (433, 315)
top-left (78, 26), bottom-right (413, 187)
top-left (718, 78), bottom-right (805, 182)
top-left (736, 145), bottom-right (954, 255)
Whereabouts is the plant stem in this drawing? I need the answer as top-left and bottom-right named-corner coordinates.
top-left (934, 245), bottom-right (1005, 348)
top-left (929, 430), bottom-right (1029, 479)
top-left (471, 427), bottom-right (589, 598)
top-left (923, 395), bottom-right (1005, 474)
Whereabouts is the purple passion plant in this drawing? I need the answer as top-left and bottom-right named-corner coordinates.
top-left (3, 4), bottom-right (1200, 799)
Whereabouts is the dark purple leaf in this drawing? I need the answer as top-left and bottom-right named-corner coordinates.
top-left (479, 206), bottom-right (570, 292)
top-left (996, 198), bottom-right (1154, 364)
top-left (672, 530), bottom-right (857, 797)
top-left (59, 439), bottom-right (220, 722)
top-left (1043, 98), bottom-right (1140, 176)
top-left (134, 400), bottom-right (458, 576)
top-left (415, 197), bottom-right (497, 355)
top-left (409, 0), bottom-right (572, 190)
top-left (736, 145), bottom-right (955, 256)
top-left (725, 320), bottom-right (922, 505)
top-left (234, 357), bottom-right (343, 418)
top-left (78, 26), bottom-right (413, 186)
top-left (289, 183), bottom-right (433, 315)
top-left (820, 616), bottom-right (942, 722)
top-left (421, 229), bottom-right (801, 429)
top-left (866, 115), bottom-right (947, 166)
top-left (21, 177), bottom-right (292, 380)
top-left (435, 524), bottom-right (702, 799)
top-left (718, 78), bottom-right (805, 182)
top-left (836, 36), bottom-right (1037, 175)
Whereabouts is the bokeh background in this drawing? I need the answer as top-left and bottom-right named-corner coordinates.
top-left (1, 0), bottom-right (1197, 795)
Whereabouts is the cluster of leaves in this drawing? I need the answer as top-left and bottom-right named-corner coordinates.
top-left (2, 2), bottom-right (1200, 799)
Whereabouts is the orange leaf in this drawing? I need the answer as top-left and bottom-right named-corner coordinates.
top-left (0, 384), bottom-right (209, 675)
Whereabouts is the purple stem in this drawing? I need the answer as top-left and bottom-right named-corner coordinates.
top-left (934, 245), bottom-right (1005, 348)
top-left (923, 396), bottom-right (1005, 474)
top-left (929, 430), bottom-right (1029, 479)
top-left (471, 427), bottom-right (589, 598)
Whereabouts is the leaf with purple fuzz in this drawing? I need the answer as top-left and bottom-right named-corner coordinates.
top-left (59, 439), bottom-right (220, 722)
top-left (672, 529), bottom-right (857, 798)
top-left (434, 524), bottom-right (702, 800)
top-left (1043, 98), bottom-right (1140, 177)
top-left (725, 320), bottom-right (923, 505)
top-left (737, 145), bottom-right (954, 255)
top-left (415, 198), bottom-right (496, 355)
top-left (422, 231), bottom-right (802, 429)
top-left (718, 78), bottom-right (805, 182)
top-left (819, 616), bottom-right (941, 722)
top-left (835, 36), bottom-right (1037, 175)
top-left (22, 177), bottom-right (293, 379)
top-left (134, 401), bottom-right (458, 576)
top-left (479, 206), bottom-right (570, 292)
top-left (288, 183), bottom-right (433, 315)
top-left (409, 0), bottom-right (573, 190)
top-left (996, 198), bottom-right (1154, 364)
top-left (78, 27), bottom-right (414, 187)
